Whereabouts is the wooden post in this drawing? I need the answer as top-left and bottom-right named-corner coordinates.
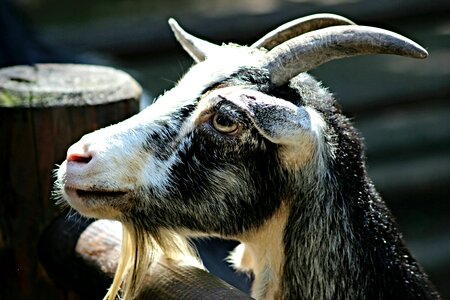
top-left (0, 64), bottom-right (141, 299)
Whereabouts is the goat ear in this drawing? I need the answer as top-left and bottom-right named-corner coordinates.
top-left (216, 88), bottom-right (315, 146)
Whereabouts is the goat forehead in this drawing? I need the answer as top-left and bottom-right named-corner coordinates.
top-left (123, 47), bottom-right (266, 137)
top-left (153, 46), bottom-right (265, 107)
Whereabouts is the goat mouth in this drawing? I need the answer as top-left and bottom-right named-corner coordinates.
top-left (64, 187), bottom-right (128, 201)
top-left (76, 189), bottom-right (128, 199)
top-left (62, 187), bottom-right (128, 219)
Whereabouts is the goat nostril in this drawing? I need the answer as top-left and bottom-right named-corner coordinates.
top-left (67, 153), bottom-right (92, 164)
top-left (67, 141), bottom-right (93, 164)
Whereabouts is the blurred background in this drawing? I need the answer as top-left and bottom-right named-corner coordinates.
top-left (1, 0), bottom-right (449, 298)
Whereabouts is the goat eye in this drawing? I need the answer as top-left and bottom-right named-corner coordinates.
top-left (212, 114), bottom-right (239, 134)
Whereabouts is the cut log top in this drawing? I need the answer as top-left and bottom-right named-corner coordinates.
top-left (0, 64), bottom-right (142, 107)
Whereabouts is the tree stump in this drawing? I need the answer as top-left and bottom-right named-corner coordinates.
top-left (0, 64), bottom-right (141, 299)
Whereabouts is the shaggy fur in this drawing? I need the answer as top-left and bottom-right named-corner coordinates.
top-left (56, 26), bottom-right (439, 300)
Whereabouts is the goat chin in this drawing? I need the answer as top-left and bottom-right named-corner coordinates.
top-left (105, 225), bottom-right (203, 300)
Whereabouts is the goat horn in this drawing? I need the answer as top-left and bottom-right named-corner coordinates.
top-left (263, 25), bottom-right (429, 86)
top-left (251, 13), bottom-right (355, 50)
top-left (168, 18), bottom-right (221, 63)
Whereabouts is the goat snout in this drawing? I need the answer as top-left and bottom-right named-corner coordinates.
top-left (63, 140), bottom-right (99, 190)
top-left (66, 142), bottom-right (93, 164)
top-left (63, 140), bottom-right (99, 187)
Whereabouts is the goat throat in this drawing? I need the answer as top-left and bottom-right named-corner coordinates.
top-left (230, 202), bottom-right (289, 300)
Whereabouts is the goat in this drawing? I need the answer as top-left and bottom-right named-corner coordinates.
top-left (56, 13), bottom-right (440, 300)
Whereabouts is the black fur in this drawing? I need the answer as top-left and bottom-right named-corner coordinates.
top-left (280, 74), bottom-right (439, 299)
top-left (126, 68), bottom-right (438, 299)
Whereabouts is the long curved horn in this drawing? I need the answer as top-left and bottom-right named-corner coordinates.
top-left (251, 13), bottom-right (355, 50)
top-left (263, 25), bottom-right (428, 86)
top-left (168, 18), bottom-right (221, 63)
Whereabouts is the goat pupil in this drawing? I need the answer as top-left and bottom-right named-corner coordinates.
top-left (216, 114), bottom-right (233, 127)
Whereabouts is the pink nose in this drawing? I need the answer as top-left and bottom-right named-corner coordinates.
top-left (66, 142), bottom-right (93, 164)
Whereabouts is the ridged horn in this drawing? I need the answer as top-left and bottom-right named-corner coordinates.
top-left (251, 13), bottom-right (355, 50)
top-left (263, 25), bottom-right (429, 86)
top-left (168, 18), bottom-right (221, 63)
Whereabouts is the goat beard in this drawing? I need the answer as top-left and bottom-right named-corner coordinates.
top-left (105, 223), bottom-right (201, 300)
